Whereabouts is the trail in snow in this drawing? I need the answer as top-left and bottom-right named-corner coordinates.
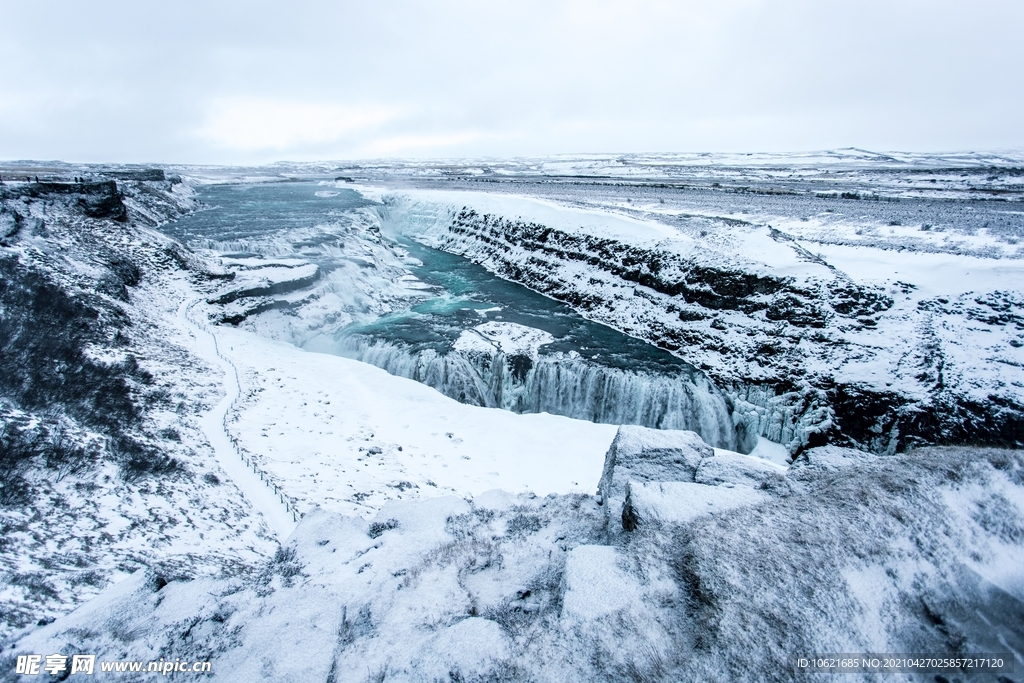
top-left (178, 297), bottom-right (298, 541)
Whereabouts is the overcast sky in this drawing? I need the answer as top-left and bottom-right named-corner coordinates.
top-left (1, 0), bottom-right (1022, 164)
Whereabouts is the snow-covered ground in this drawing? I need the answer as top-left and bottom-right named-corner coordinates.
top-left (212, 320), bottom-right (616, 519)
top-left (179, 298), bottom-right (298, 540)
top-left (10, 433), bottom-right (1022, 682)
top-left (196, 148), bottom-right (1024, 202)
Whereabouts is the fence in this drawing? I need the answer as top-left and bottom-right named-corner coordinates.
top-left (186, 300), bottom-right (302, 524)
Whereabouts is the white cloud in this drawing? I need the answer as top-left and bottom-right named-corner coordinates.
top-left (196, 98), bottom-right (402, 152)
top-left (0, 1), bottom-right (1022, 162)
top-left (355, 131), bottom-right (498, 158)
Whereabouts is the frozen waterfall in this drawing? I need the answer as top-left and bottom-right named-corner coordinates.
top-left (336, 335), bottom-right (749, 452)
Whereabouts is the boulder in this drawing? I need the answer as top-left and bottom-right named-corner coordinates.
top-left (596, 425), bottom-right (712, 510)
top-left (694, 450), bottom-right (787, 488)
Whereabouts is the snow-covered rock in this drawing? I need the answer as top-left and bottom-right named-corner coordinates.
top-left (452, 321), bottom-right (554, 360)
top-left (597, 426), bottom-right (781, 531)
top-left (693, 449), bottom-right (786, 487)
top-left (621, 480), bottom-right (768, 529)
top-left (596, 425), bottom-right (712, 511)
top-left (788, 444), bottom-right (878, 475)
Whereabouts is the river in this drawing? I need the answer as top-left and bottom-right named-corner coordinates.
top-left (163, 181), bottom-right (749, 451)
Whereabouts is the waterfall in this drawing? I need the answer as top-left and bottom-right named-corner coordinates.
top-left (334, 335), bottom-right (748, 452)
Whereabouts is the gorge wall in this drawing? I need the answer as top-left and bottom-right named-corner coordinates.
top-left (381, 191), bottom-right (1024, 455)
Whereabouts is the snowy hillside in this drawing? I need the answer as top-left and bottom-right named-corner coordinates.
top-left (9, 433), bottom-right (1023, 682)
top-left (0, 170), bottom-right (285, 637)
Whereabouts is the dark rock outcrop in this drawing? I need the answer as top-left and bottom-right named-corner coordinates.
top-left (13, 180), bottom-right (128, 221)
top-left (104, 169), bottom-right (166, 182)
top-left (209, 267), bottom-right (321, 305)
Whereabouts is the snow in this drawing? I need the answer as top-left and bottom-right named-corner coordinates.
top-left (451, 329), bottom-right (497, 354)
top-left (212, 322), bottom-right (617, 519)
top-left (624, 480), bottom-right (768, 525)
top-left (746, 435), bottom-right (791, 466)
top-left (406, 617), bottom-right (511, 681)
top-left (9, 412), bottom-right (1024, 682)
top-left (809, 242), bottom-right (1023, 296)
top-left (452, 321), bottom-right (554, 359)
top-left (381, 188), bottom-right (686, 247)
top-left (599, 424), bottom-right (712, 497)
top-left (379, 187), bottom-right (818, 278)
top-left (164, 166), bottom-right (1023, 458)
top-left (381, 184), bottom-right (1024, 309)
top-left (788, 445), bottom-right (877, 474)
top-left (218, 262), bottom-right (318, 289)
top-left (179, 299), bottom-right (297, 540)
top-left (712, 436), bottom-right (791, 468)
top-left (220, 256), bottom-right (309, 270)
top-left (0, 183), bottom-right (280, 639)
top-left (561, 545), bottom-right (640, 620)
top-left (472, 488), bottom-right (518, 511)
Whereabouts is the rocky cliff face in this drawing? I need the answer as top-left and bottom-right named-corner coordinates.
top-left (384, 191), bottom-right (1024, 456)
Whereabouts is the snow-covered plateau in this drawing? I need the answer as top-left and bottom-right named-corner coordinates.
top-left (0, 153), bottom-right (1022, 682)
